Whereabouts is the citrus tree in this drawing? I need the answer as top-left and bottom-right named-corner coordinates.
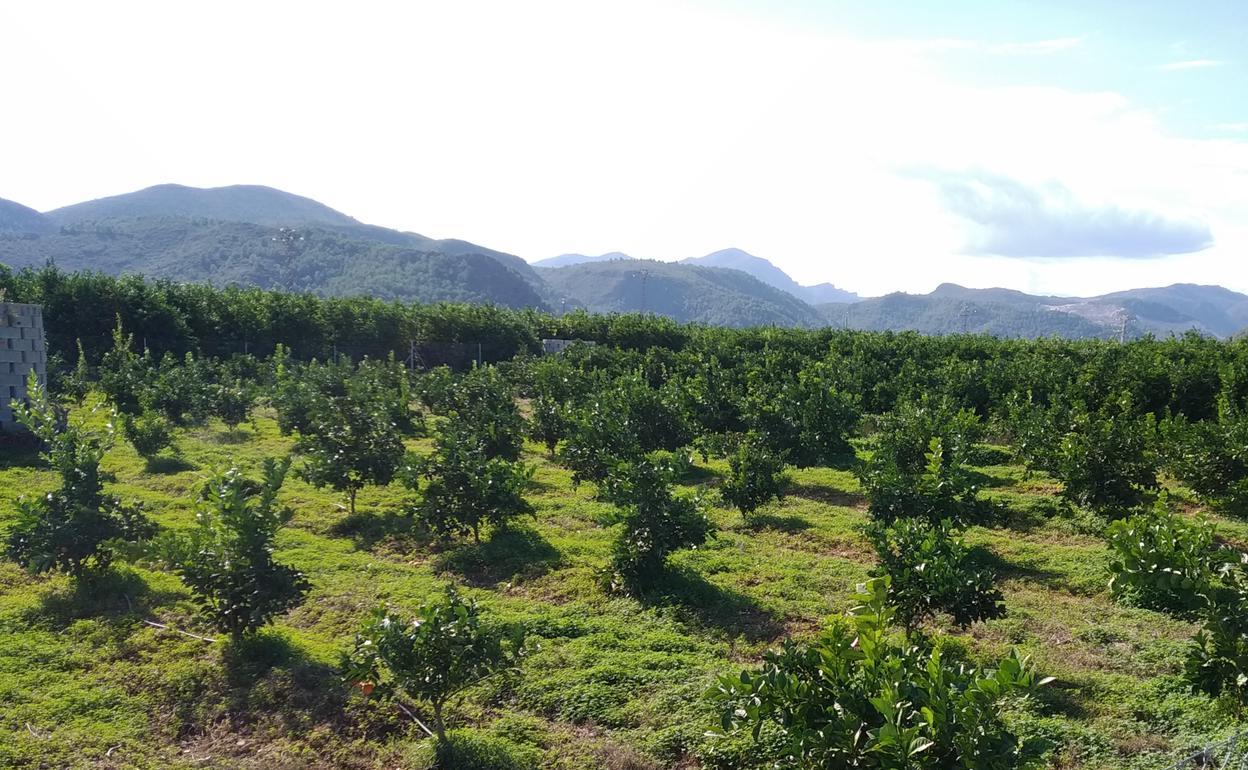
top-left (6, 372), bottom-right (154, 582)
top-left (710, 577), bottom-right (1050, 769)
top-left (343, 587), bottom-right (526, 743)
top-left (603, 455), bottom-right (713, 593)
top-left (164, 458), bottom-right (309, 640)
top-left (413, 415), bottom-right (534, 543)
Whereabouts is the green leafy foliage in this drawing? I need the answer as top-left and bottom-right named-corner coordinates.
top-left (710, 577), bottom-right (1049, 769)
top-left (343, 587), bottom-right (526, 743)
top-left (866, 517), bottom-right (1005, 631)
top-left (97, 319), bottom-right (148, 416)
top-left (1161, 394), bottom-right (1248, 518)
top-left (860, 434), bottom-right (989, 526)
top-left (1185, 556), bottom-right (1248, 711)
top-left (603, 455), bottom-right (713, 592)
top-left (1106, 501), bottom-right (1224, 615)
top-left (525, 356), bottom-right (586, 457)
top-left (720, 433), bottom-right (789, 523)
top-left (412, 415), bottom-right (535, 543)
top-left (441, 365), bottom-right (525, 461)
top-left (742, 357), bottom-right (859, 467)
top-left (1053, 396), bottom-right (1158, 519)
top-left (142, 352), bottom-right (216, 426)
top-left (163, 458), bottom-right (309, 639)
top-left (291, 359), bottom-right (408, 516)
top-left (5, 373), bottom-right (154, 581)
top-left (212, 377), bottom-right (256, 432)
top-left (562, 372), bottom-right (690, 486)
top-left (119, 411), bottom-right (176, 460)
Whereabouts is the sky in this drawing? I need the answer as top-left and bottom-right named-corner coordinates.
top-left (2, 0), bottom-right (1246, 297)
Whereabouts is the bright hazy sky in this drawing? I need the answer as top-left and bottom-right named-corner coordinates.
top-left (3, 0), bottom-right (1246, 297)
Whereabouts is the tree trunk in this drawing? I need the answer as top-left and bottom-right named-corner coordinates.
top-left (432, 700), bottom-right (446, 743)
top-left (348, 488), bottom-right (357, 516)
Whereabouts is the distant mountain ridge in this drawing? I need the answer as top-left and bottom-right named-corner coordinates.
top-left (681, 248), bottom-right (859, 304)
top-left (3, 183), bottom-right (1246, 339)
top-left (0, 198), bottom-right (54, 234)
top-left (820, 283), bottom-right (1248, 339)
top-left (532, 252), bottom-right (631, 268)
top-left (537, 258), bottom-right (824, 327)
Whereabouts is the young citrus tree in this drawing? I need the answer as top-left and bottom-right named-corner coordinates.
top-left (120, 411), bottom-right (177, 461)
top-left (413, 415), bottom-right (534, 543)
top-left (1053, 395), bottom-right (1157, 519)
top-left (343, 587), bottom-right (526, 743)
top-left (165, 458), bottom-right (309, 641)
top-left (720, 433), bottom-right (789, 525)
top-left (710, 577), bottom-right (1050, 769)
top-left (866, 516), bottom-right (1004, 632)
top-left (604, 455), bottom-right (713, 593)
top-left (298, 390), bottom-right (404, 517)
top-left (6, 373), bottom-right (154, 582)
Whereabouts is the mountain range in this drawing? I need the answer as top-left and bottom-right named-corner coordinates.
top-left (2, 183), bottom-right (1245, 338)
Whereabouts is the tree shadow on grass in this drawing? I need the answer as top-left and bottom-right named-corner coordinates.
top-left (640, 566), bottom-right (784, 644)
top-left (970, 545), bottom-right (1062, 584)
top-left (742, 512), bottom-right (812, 533)
top-left (145, 455), bottom-right (197, 474)
top-left (24, 568), bottom-right (183, 633)
top-left (212, 428), bottom-right (253, 445)
top-left (217, 630), bottom-right (362, 739)
top-left (787, 483), bottom-right (866, 509)
top-left (965, 468), bottom-right (1014, 490)
top-left (434, 525), bottom-right (563, 587)
top-left (330, 509), bottom-right (429, 553)
top-left (0, 436), bottom-right (42, 469)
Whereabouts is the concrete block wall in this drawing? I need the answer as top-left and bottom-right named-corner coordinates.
top-left (0, 303), bottom-right (46, 431)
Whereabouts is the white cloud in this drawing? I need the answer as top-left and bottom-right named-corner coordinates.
top-left (1158, 59), bottom-right (1225, 71)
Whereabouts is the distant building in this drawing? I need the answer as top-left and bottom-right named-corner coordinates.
top-left (0, 303), bottom-right (46, 432)
top-left (541, 338), bottom-right (596, 355)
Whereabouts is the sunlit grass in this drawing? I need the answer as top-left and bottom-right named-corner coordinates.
top-left (0, 400), bottom-right (1239, 768)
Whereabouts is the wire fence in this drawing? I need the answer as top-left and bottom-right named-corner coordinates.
top-left (1163, 731), bottom-right (1248, 770)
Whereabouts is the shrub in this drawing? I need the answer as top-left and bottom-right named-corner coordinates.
top-left (604, 456), bottom-right (713, 592)
top-left (719, 433), bottom-right (789, 523)
top-left (709, 577), bottom-right (1050, 769)
top-left (562, 373), bottom-right (688, 486)
top-left (6, 373), bottom-right (154, 581)
top-left (1106, 501), bottom-right (1224, 615)
top-left (143, 352), bottom-right (215, 426)
top-left (1161, 396), bottom-right (1248, 518)
top-left (743, 358), bottom-right (859, 468)
top-left (97, 319), bottom-right (148, 415)
top-left (866, 517), bottom-right (1004, 631)
top-left (1052, 395), bottom-right (1157, 519)
top-left (164, 458), bottom-right (309, 640)
top-left (212, 378), bottom-right (255, 432)
top-left (120, 411), bottom-right (176, 460)
top-left (413, 416), bottom-right (535, 543)
top-left (441, 365), bottom-right (525, 461)
top-left (860, 436), bottom-right (988, 525)
top-left (1185, 556), bottom-right (1248, 711)
top-left (343, 587), bottom-right (526, 743)
top-left (526, 357), bottom-right (585, 457)
top-left (62, 338), bottom-right (93, 406)
top-left (297, 383), bottom-right (405, 516)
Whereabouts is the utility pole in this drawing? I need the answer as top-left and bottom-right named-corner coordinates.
top-left (639, 269), bottom-right (650, 314)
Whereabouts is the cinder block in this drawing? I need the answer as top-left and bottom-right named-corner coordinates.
top-left (0, 350), bottom-right (24, 364)
top-left (8, 338), bottom-right (33, 352)
top-left (0, 327), bottom-right (21, 339)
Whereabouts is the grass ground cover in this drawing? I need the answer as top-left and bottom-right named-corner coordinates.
top-left (0, 399), bottom-right (1238, 769)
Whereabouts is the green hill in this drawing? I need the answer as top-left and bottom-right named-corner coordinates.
top-left (0, 217), bottom-right (547, 308)
top-left (45, 183), bottom-right (362, 228)
top-left (823, 283), bottom-right (1248, 339)
top-left (0, 197), bottom-right (54, 234)
top-left (537, 259), bottom-right (824, 327)
top-left (42, 183), bottom-right (545, 289)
